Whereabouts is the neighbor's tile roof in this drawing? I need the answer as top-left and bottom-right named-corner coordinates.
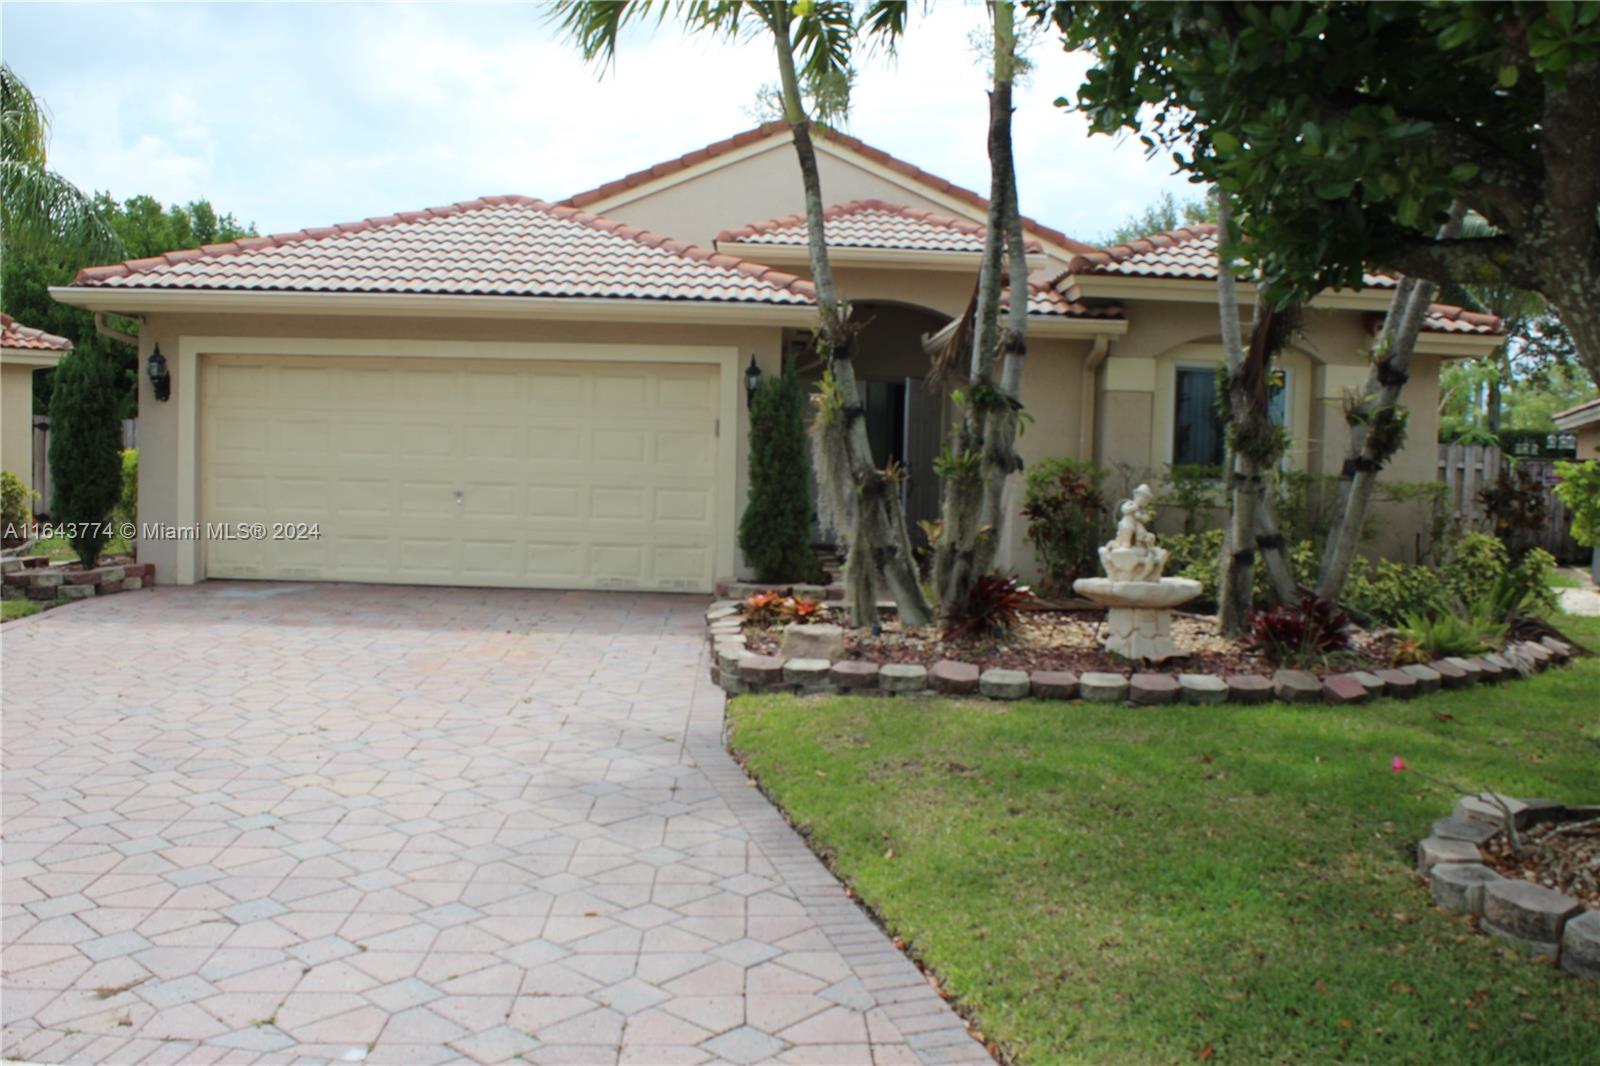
top-left (70, 196), bottom-right (815, 305)
top-left (717, 199), bottom-right (1043, 254)
top-left (1066, 225), bottom-right (1502, 335)
top-left (0, 312), bottom-right (72, 352)
top-left (558, 122), bottom-right (1098, 255)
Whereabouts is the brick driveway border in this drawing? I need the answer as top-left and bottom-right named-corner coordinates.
top-left (2, 583), bottom-right (988, 1065)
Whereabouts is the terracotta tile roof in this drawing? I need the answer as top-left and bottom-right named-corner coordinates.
top-left (1066, 226), bottom-right (1502, 335)
top-left (1021, 280), bottom-right (1123, 319)
top-left (0, 312), bottom-right (72, 352)
top-left (69, 196), bottom-right (815, 305)
top-left (557, 122), bottom-right (1097, 255)
top-left (717, 199), bottom-right (1043, 254)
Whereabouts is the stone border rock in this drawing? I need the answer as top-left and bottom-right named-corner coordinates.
top-left (705, 598), bottom-right (1577, 708)
top-left (1416, 794), bottom-right (1596, 980)
top-left (1, 557), bottom-right (156, 601)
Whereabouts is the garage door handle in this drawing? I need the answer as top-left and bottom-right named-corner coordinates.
top-left (453, 489), bottom-right (464, 506)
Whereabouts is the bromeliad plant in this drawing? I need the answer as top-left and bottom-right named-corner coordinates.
top-left (1248, 593), bottom-right (1353, 666)
top-left (942, 572), bottom-right (1036, 642)
top-left (743, 590), bottom-right (825, 629)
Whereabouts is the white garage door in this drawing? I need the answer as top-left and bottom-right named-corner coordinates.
top-left (201, 353), bottom-right (722, 591)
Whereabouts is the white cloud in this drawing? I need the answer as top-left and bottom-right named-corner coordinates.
top-left (2, 1), bottom-right (1197, 244)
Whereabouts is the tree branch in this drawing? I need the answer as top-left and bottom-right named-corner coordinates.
top-left (1374, 234), bottom-right (1542, 292)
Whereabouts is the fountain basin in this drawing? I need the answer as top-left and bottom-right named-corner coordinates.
top-left (1074, 577), bottom-right (1203, 610)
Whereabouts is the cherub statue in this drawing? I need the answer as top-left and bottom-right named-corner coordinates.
top-left (1113, 483), bottom-right (1158, 551)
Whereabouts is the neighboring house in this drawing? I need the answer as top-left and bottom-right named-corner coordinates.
top-left (1554, 397), bottom-right (1600, 461)
top-left (51, 122), bottom-right (1502, 592)
top-left (1, 312), bottom-right (71, 498)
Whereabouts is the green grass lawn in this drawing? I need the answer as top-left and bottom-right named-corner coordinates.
top-left (0, 599), bottom-right (41, 622)
top-left (1548, 571), bottom-right (1584, 589)
top-left (728, 615), bottom-right (1600, 1066)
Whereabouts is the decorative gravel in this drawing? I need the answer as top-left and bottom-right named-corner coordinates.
top-left (742, 608), bottom-right (1398, 677)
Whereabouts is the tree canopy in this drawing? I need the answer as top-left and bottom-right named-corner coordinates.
top-left (1100, 190), bottom-right (1215, 246)
top-left (1045, 1), bottom-right (1600, 385)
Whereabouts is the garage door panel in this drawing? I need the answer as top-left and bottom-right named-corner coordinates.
top-left (203, 353), bottom-right (722, 591)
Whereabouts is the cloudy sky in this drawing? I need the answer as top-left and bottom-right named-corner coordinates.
top-left (2, 2), bottom-right (1198, 244)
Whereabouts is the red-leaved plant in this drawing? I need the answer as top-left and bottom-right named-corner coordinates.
top-left (1248, 593), bottom-right (1353, 666)
top-left (943, 573), bottom-right (1036, 642)
top-left (743, 590), bottom-right (825, 628)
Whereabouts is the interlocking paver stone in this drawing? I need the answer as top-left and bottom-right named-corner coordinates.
top-left (0, 584), bottom-right (984, 1065)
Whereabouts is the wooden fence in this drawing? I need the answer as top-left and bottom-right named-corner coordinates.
top-left (31, 418), bottom-right (137, 517)
top-left (1437, 442), bottom-right (1583, 562)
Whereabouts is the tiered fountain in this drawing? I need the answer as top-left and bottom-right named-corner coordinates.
top-left (1073, 484), bottom-right (1202, 662)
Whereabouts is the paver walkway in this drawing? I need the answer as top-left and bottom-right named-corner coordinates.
top-left (2, 584), bottom-right (987, 1066)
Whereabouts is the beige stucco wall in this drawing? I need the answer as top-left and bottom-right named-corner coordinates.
top-left (1089, 299), bottom-right (1455, 561)
top-left (129, 312), bottom-right (785, 585)
top-left (2, 360), bottom-right (40, 494)
top-left (1576, 424), bottom-right (1600, 461)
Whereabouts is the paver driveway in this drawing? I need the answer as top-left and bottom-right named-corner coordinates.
top-left (2, 583), bottom-right (987, 1066)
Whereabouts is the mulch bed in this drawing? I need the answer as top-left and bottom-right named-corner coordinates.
top-left (1482, 816), bottom-right (1600, 911)
top-left (742, 606), bottom-right (1401, 677)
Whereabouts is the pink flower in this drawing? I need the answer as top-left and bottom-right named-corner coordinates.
top-left (1391, 756), bottom-right (1408, 773)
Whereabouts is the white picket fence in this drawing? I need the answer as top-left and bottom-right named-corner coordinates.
top-left (1437, 442), bottom-right (1582, 561)
top-left (30, 418), bottom-right (137, 516)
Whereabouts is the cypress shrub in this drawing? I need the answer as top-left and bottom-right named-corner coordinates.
top-left (739, 361), bottom-right (822, 583)
top-left (48, 349), bottom-right (123, 568)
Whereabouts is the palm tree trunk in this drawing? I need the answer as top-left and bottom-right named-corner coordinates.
top-left (1318, 203), bottom-right (1467, 601)
top-left (935, 0), bottom-right (1022, 606)
top-left (773, 20), bottom-right (931, 627)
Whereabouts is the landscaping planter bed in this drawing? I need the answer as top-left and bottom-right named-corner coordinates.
top-left (1417, 796), bottom-right (1599, 979)
top-left (740, 606), bottom-right (1402, 677)
top-left (1, 555), bottom-right (154, 601)
top-left (706, 597), bottom-right (1576, 706)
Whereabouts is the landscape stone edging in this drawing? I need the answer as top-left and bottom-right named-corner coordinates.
top-left (1415, 794), bottom-right (1596, 980)
top-left (704, 598), bottom-right (1578, 710)
top-left (1, 559), bottom-right (156, 600)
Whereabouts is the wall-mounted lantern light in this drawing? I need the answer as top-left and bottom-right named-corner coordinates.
top-left (744, 355), bottom-right (762, 408)
top-left (147, 346), bottom-right (171, 402)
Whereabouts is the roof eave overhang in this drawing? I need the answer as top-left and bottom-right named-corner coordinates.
top-left (1412, 333), bottom-right (1502, 359)
top-left (0, 346), bottom-right (69, 367)
top-left (922, 316), bottom-right (1126, 352)
top-left (48, 287), bottom-right (820, 326)
top-left (1070, 274), bottom-right (1405, 311)
top-left (718, 241), bottom-right (993, 272)
top-left (1553, 400), bottom-right (1600, 431)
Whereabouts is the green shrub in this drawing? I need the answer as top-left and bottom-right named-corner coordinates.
top-left (1399, 599), bottom-right (1505, 658)
top-left (47, 349), bottom-right (123, 568)
top-left (1342, 557), bottom-right (1444, 625)
top-left (1162, 529), bottom-right (1224, 609)
top-left (1159, 463), bottom-right (1221, 534)
top-left (114, 448), bottom-right (138, 531)
top-left (1023, 457), bottom-right (1106, 592)
top-left (738, 362), bottom-right (821, 584)
top-left (2, 470), bottom-right (34, 540)
top-left (1554, 458), bottom-right (1600, 548)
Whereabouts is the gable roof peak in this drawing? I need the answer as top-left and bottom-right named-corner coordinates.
top-left (557, 122), bottom-right (1097, 255)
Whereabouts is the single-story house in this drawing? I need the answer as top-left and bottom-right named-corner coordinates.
top-left (1, 312), bottom-right (72, 498)
top-left (51, 122), bottom-right (1502, 592)
top-left (1554, 397), bottom-right (1600, 461)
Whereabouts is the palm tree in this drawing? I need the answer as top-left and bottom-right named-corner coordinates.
top-left (929, 0), bottom-right (1033, 612)
top-left (1, 64), bottom-right (120, 263)
top-left (552, 1), bottom-right (932, 626)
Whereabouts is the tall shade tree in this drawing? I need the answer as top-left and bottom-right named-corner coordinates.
top-left (1043, 2), bottom-right (1600, 386)
top-left (552, 0), bottom-right (932, 627)
top-left (930, 0), bottom-right (1033, 612)
top-left (1, 64), bottom-right (120, 263)
top-left (1212, 196), bottom-right (1298, 634)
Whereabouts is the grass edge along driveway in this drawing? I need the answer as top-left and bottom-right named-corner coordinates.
top-left (727, 615), bottom-right (1600, 1066)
